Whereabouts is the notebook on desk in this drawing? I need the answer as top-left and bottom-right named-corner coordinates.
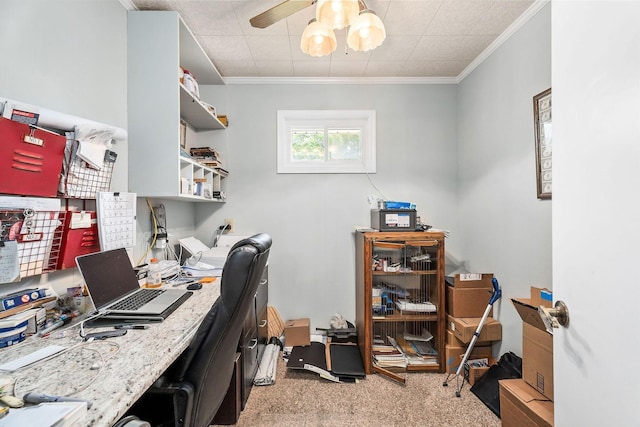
top-left (76, 248), bottom-right (191, 321)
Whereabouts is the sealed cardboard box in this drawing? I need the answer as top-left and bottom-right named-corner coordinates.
top-left (499, 378), bottom-right (554, 427)
top-left (284, 318), bottom-right (310, 347)
top-left (446, 273), bottom-right (494, 317)
top-left (444, 343), bottom-right (492, 374)
top-left (448, 273), bottom-right (494, 289)
top-left (447, 315), bottom-right (502, 344)
top-left (446, 286), bottom-right (494, 318)
top-left (512, 287), bottom-right (554, 401)
top-left (446, 329), bottom-right (491, 346)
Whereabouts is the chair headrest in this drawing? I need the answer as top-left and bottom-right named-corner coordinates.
top-left (229, 233), bottom-right (271, 254)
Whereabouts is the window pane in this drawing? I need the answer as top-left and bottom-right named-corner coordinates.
top-left (328, 129), bottom-right (361, 160)
top-left (277, 110), bottom-right (375, 173)
top-left (291, 129), bottom-right (324, 161)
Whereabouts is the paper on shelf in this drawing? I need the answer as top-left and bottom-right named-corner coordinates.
top-left (182, 262), bottom-right (222, 278)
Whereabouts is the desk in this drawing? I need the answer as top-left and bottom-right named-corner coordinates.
top-left (0, 281), bottom-right (220, 426)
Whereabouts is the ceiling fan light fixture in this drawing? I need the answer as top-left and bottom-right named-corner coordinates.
top-left (316, 0), bottom-right (360, 30)
top-left (301, 19), bottom-right (337, 57)
top-left (347, 9), bottom-right (386, 52)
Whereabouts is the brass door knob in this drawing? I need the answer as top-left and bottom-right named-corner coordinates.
top-left (538, 300), bottom-right (569, 332)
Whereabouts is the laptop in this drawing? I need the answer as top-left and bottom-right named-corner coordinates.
top-left (76, 248), bottom-right (191, 321)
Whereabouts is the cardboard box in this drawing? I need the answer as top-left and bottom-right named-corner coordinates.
top-left (465, 356), bottom-right (497, 386)
top-left (446, 286), bottom-right (494, 318)
top-left (499, 378), bottom-right (554, 427)
top-left (445, 329), bottom-right (461, 346)
top-left (444, 343), bottom-right (492, 374)
top-left (447, 273), bottom-right (494, 289)
top-left (447, 315), bottom-right (502, 344)
top-left (522, 323), bottom-right (553, 400)
top-left (445, 329), bottom-right (492, 346)
top-left (512, 287), bottom-right (554, 401)
top-left (446, 273), bottom-right (494, 317)
top-left (530, 287), bottom-right (553, 308)
top-left (284, 318), bottom-right (310, 347)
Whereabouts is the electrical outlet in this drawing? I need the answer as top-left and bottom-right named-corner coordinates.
top-left (224, 218), bottom-right (234, 233)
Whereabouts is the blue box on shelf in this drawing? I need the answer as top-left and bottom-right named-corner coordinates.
top-left (384, 201), bottom-right (414, 209)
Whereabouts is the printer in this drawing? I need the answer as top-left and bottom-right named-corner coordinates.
top-left (179, 235), bottom-right (250, 268)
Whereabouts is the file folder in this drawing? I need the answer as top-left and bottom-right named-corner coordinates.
top-left (56, 211), bottom-right (100, 270)
top-left (0, 116), bottom-right (66, 197)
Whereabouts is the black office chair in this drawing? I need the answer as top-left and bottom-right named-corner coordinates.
top-left (128, 233), bottom-right (272, 427)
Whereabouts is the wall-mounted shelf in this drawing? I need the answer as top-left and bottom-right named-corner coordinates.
top-left (179, 156), bottom-right (225, 202)
top-left (127, 11), bottom-right (226, 202)
top-left (179, 84), bottom-right (225, 130)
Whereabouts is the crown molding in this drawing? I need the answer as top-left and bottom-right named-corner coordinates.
top-left (223, 76), bottom-right (457, 85)
top-left (119, 0), bottom-right (137, 11)
top-left (456, 0), bottom-right (550, 83)
top-left (120, 0), bottom-right (548, 86)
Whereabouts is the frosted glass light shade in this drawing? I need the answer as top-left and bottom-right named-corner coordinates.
top-left (316, 0), bottom-right (360, 30)
top-left (300, 19), bottom-right (337, 57)
top-left (347, 9), bottom-right (386, 52)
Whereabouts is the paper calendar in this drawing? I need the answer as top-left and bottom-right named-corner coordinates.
top-left (96, 192), bottom-right (136, 251)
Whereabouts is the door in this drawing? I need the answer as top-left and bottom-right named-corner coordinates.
top-left (553, 2), bottom-right (640, 425)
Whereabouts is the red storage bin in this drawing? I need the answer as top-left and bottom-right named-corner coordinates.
top-left (0, 116), bottom-right (66, 197)
top-left (56, 211), bottom-right (101, 270)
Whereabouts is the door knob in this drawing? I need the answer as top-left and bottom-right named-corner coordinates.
top-left (538, 300), bottom-right (569, 332)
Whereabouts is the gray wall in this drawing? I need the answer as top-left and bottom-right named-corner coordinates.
top-left (457, 3), bottom-right (552, 356)
top-left (0, 0), bottom-right (130, 296)
top-left (196, 83), bottom-right (460, 330)
top-left (1, 1), bottom-right (552, 359)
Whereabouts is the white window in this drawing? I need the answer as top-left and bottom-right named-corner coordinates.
top-left (277, 110), bottom-right (376, 173)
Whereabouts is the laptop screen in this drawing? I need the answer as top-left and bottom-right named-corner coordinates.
top-left (76, 248), bottom-right (141, 310)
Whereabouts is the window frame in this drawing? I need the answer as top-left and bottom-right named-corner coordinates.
top-left (277, 110), bottom-right (376, 174)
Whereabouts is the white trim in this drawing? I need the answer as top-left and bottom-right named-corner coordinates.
top-left (222, 0), bottom-right (549, 86)
top-left (119, 0), bottom-right (138, 11)
top-left (277, 110), bottom-right (376, 174)
top-left (224, 76), bottom-right (457, 85)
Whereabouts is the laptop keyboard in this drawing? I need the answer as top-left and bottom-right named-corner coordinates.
top-left (109, 289), bottom-right (164, 311)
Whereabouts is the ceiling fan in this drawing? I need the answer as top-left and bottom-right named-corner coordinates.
top-left (250, 0), bottom-right (316, 29)
top-left (250, 0), bottom-right (386, 57)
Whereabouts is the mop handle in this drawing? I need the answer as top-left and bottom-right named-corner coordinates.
top-left (489, 277), bottom-right (502, 305)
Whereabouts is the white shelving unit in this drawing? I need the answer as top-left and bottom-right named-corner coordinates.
top-left (128, 11), bottom-right (226, 202)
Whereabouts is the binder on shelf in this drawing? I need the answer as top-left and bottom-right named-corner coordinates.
top-left (0, 116), bottom-right (66, 198)
top-left (56, 211), bottom-right (100, 270)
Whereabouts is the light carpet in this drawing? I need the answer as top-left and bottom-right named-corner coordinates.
top-left (221, 356), bottom-right (501, 427)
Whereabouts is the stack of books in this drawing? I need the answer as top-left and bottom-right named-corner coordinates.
top-left (398, 331), bottom-right (439, 366)
top-left (395, 299), bottom-right (436, 313)
top-left (372, 343), bottom-right (407, 369)
top-left (190, 147), bottom-right (223, 168)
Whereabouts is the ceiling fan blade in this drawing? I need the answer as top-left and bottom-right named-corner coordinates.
top-left (250, 0), bottom-right (316, 29)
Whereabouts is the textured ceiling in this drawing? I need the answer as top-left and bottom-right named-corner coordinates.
top-left (129, 0), bottom-right (540, 81)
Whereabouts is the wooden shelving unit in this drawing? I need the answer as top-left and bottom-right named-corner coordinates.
top-left (355, 231), bottom-right (446, 379)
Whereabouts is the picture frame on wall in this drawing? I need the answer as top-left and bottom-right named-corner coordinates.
top-left (533, 88), bottom-right (552, 199)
